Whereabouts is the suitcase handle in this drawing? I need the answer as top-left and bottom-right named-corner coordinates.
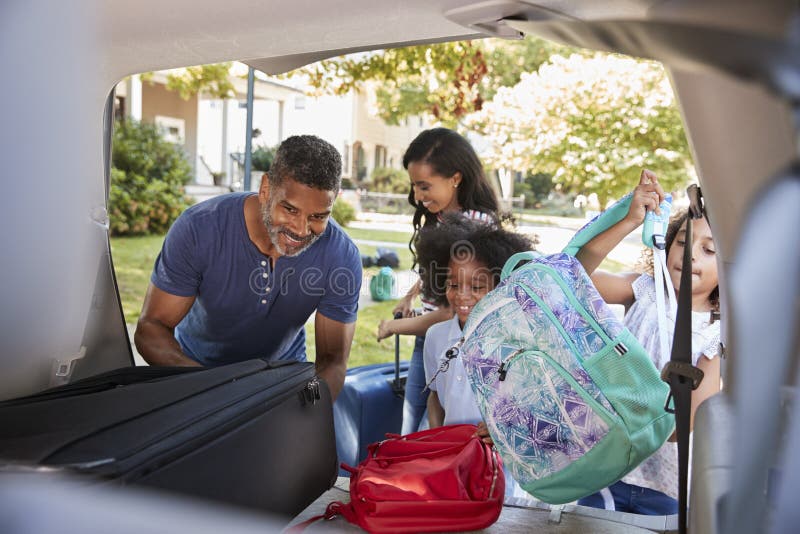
top-left (391, 312), bottom-right (405, 398)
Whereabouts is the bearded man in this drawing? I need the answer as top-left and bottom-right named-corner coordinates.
top-left (135, 135), bottom-right (361, 399)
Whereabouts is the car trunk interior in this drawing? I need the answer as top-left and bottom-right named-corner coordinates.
top-left (1, 1), bottom-right (798, 532)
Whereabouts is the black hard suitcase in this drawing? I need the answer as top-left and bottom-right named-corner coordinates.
top-left (0, 358), bottom-right (337, 518)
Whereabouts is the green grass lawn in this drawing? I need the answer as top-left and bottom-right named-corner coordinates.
top-left (110, 234), bottom-right (166, 324)
top-left (305, 300), bottom-right (418, 367)
top-left (342, 226), bottom-right (410, 244)
top-left (345, 226), bottom-right (415, 271)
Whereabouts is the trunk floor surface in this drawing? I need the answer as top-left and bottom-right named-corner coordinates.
top-left (285, 477), bottom-right (676, 533)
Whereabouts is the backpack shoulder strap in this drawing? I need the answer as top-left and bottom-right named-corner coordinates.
top-left (562, 193), bottom-right (633, 256)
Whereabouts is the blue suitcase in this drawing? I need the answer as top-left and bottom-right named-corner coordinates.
top-left (334, 340), bottom-right (409, 475)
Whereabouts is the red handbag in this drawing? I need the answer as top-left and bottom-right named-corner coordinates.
top-left (312, 424), bottom-right (504, 533)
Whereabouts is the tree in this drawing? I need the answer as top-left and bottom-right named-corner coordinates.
top-left (142, 63), bottom-right (235, 100)
top-left (109, 119), bottom-right (192, 235)
top-left (251, 144), bottom-right (277, 172)
top-left (295, 37), bottom-right (577, 127)
top-left (368, 167), bottom-right (408, 193)
top-left (515, 172), bottom-right (554, 208)
top-left (468, 53), bottom-right (694, 206)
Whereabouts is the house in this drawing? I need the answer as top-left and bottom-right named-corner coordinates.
top-left (114, 62), bottom-right (428, 203)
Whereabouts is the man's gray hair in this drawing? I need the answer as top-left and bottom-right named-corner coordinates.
top-left (268, 135), bottom-right (342, 192)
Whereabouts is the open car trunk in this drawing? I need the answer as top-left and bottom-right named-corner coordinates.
top-left (1, 1), bottom-right (798, 532)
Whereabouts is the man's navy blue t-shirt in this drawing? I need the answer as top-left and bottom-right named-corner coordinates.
top-left (150, 192), bottom-right (362, 366)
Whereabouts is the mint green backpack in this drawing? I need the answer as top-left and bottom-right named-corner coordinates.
top-left (369, 266), bottom-right (396, 302)
top-left (457, 194), bottom-right (674, 504)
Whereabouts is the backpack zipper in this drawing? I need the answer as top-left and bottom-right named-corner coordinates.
top-left (424, 338), bottom-right (465, 391)
top-left (497, 349), bottom-right (525, 381)
top-left (496, 349), bottom-right (617, 436)
top-left (516, 281), bottom-right (585, 362)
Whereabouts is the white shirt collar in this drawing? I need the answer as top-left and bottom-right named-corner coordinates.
top-left (445, 314), bottom-right (464, 345)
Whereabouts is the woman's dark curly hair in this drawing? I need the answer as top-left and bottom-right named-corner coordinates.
top-left (416, 213), bottom-right (537, 306)
top-left (637, 208), bottom-right (720, 321)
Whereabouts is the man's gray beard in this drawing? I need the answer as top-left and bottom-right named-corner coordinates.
top-left (261, 201), bottom-right (320, 257)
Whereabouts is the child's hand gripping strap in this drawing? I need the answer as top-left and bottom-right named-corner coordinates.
top-left (642, 193), bottom-right (673, 248)
top-left (646, 195), bottom-right (676, 366)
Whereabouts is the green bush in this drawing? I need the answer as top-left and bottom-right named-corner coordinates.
top-left (331, 198), bottom-right (356, 227)
top-left (368, 166), bottom-right (408, 193)
top-left (251, 144), bottom-right (277, 172)
top-left (109, 119), bottom-right (192, 236)
top-left (515, 172), bottom-right (554, 208)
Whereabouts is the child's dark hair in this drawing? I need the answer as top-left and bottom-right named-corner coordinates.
top-left (637, 208), bottom-right (720, 320)
top-left (416, 213), bottom-right (537, 306)
top-left (403, 128), bottom-right (503, 265)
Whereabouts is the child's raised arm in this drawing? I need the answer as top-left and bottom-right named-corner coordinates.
top-left (575, 170), bottom-right (666, 307)
top-left (576, 169), bottom-right (666, 275)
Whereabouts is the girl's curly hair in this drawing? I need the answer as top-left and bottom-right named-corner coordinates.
top-left (635, 208), bottom-right (720, 320)
top-left (415, 213), bottom-right (538, 306)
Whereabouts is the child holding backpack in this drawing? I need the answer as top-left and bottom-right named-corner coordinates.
top-left (575, 170), bottom-right (721, 514)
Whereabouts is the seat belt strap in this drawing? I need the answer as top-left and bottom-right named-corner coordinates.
top-left (661, 184), bottom-right (705, 534)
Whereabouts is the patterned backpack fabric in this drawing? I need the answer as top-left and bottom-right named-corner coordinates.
top-left (459, 250), bottom-right (674, 504)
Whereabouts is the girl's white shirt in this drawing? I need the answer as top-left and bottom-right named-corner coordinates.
top-left (422, 315), bottom-right (482, 426)
top-left (622, 273), bottom-right (720, 499)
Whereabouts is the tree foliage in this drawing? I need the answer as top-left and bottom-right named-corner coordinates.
top-left (296, 37), bottom-right (576, 127)
top-left (110, 119), bottom-right (192, 236)
top-left (331, 198), bottom-right (356, 227)
top-left (468, 53), bottom-right (694, 206)
top-left (368, 167), bottom-right (408, 194)
top-left (142, 63), bottom-right (235, 100)
top-left (251, 144), bottom-right (278, 172)
top-left (514, 172), bottom-right (554, 208)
